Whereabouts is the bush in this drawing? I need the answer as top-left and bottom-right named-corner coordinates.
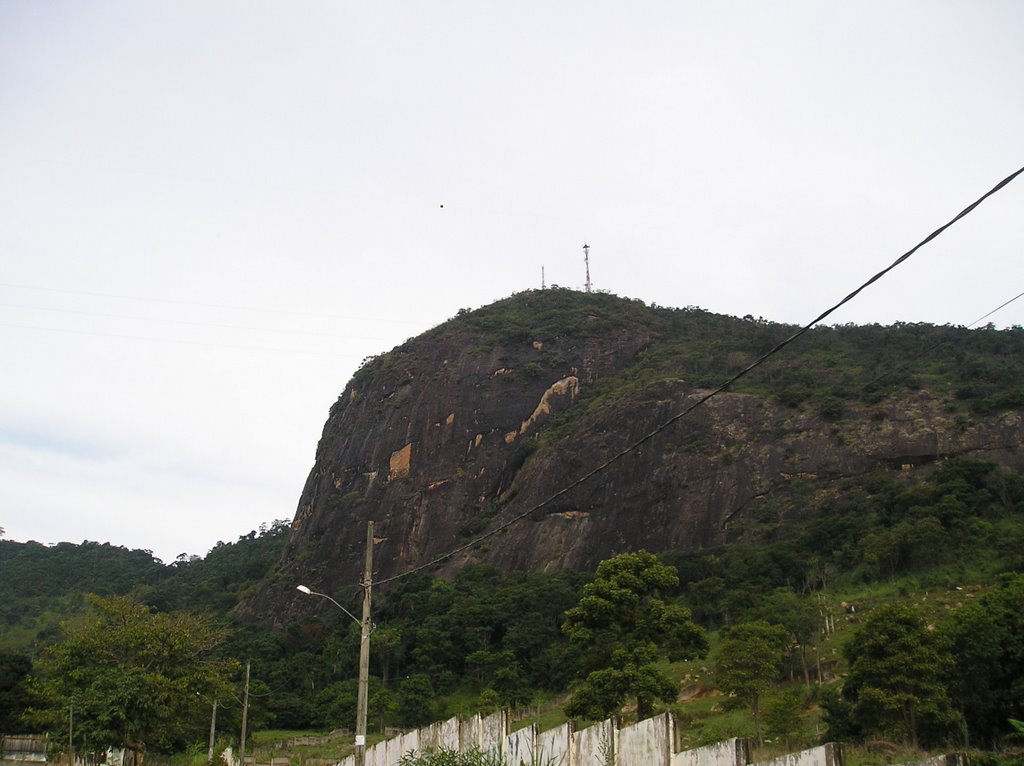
top-left (397, 748), bottom-right (506, 766)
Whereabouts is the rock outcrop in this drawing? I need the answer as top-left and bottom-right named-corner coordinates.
top-left (242, 290), bottom-right (1024, 620)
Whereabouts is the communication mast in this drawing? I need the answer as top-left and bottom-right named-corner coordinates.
top-left (583, 243), bottom-right (591, 293)
top-left (542, 265), bottom-right (546, 289)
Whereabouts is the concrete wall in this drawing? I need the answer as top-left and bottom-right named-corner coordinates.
top-left (460, 714), bottom-right (483, 751)
top-left (416, 716), bottom-right (460, 752)
top-left (572, 718), bottom-right (616, 766)
top-left (393, 729), bottom-right (419, 762)
top-left (364, 739), bottom-right (387, 766)
top-left (618, 712), bottom-right (673, 766)
top-left (672, 737), bottom-right (750, 766)
top-left (506, 724), bottom-right (537, 766)
top-left (753, 743), bottom-right (843, 766)
top-left (481, 710), bottom-right (507, 755)
top-left (325, 710), bottom-right (842, 766)
top-left (903, 756), bottom-right (967, 766)
top-left (536, 722), bottom-right (573, 766)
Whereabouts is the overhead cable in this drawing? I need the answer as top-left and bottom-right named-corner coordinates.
top-left (372, 163), bottom-right (1024, 587)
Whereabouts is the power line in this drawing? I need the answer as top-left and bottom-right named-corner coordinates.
top-left (965, 289), bottom-right (1024, 329)
top-left (372, 163), bottom-right (1024, 588)
top-left (857, 286), bottom-right (1024, 395)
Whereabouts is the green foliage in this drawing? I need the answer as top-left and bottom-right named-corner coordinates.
top-left (562, 551), bottom-right (707, 720)
top-left (398, 674), bottom-right (439, 727)
top-left (840, 603), bottom-right (961, 748)
top-left (397, 748), bottom-right (507, 766)
top-left (943, 574), bottom-right (1024, 746)
top-left (763, 687), bottom-right (807, 749)
top-left (0, 521), bottom-right (290, 652)
top-left (29, 595), bottom-right (237, 756)
top-left (713, 621), bottom-right (790, 745)
top-left (0, 651), bottom-right (35, 732)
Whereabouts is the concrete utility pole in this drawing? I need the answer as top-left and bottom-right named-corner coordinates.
top-left (207, 699), bottom-right (218, 762)
top-left (295, 521), bottom-right (376, 766)
top-left (239, 662), bottom-right (250, 766)
top-left (354, 521), bottom-right (374, 766)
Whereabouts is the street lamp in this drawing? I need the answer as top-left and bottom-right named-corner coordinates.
top-left (295, 521), bottom-right (375, 766)
top-left (295, 585), bottom-right (361, 625)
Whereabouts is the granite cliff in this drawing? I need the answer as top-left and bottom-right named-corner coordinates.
top-left (244, 290), bottom-right (1024, 618)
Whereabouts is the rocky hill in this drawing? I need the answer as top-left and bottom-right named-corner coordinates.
top-left (244, 289), bottom-right (1024, 619)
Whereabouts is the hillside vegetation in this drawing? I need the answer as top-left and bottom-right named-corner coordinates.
top-left (3, 459), bottom-right (1023, 757)
top-left (3, 292), bottom-right (1024, 761)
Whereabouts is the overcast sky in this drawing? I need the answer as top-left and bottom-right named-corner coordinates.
top-left (2, 2), bottom-right (1022, 564)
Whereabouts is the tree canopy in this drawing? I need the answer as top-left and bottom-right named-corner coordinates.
top-left (714, 621), bottom-right (790, 745)
top-left (562, 551), bottom-right (707, 720)
top-left (944, 574), bottom-right (1024, 746)
top-left (30, 595), bottom-right (237, 759)
top-left (839, 603), bottom-right (961, 748)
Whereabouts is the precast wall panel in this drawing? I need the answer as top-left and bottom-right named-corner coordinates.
top-left (672, 738), bottom-right (750, 766)
top-left (481, 710), bottom-right (507, 755)
top-left (460, 714), bottom-right (482, 751)
top-left (754, 743), bottom-right (844, 766)
top-left (506, 724), bottom-right (538, 766)
top-left (536, 722), bottom-right (572, 766)
top-left (904, 756), bottom-right (966, 766)
top-left (438, 717), bottom-right (460, 751)
top-left (418, 719), bottom-right (452, 752)
top-left (365, 740), bottom-right (388, 766)
top-left (618, 712), bottom-right (672, 766)
top-left (416, 721), bottom-right (438, 752)
top-left (572, 718), bottom-right (617, 766)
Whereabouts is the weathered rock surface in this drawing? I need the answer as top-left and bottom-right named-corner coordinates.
top-left (242, 291), bottom-right (1024, 620)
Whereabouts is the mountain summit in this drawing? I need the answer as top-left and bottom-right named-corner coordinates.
top-left (246, 290), bottom-right (1024, 617)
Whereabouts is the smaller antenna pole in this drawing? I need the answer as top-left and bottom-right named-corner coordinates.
top-left (583, 243), bottom-right (591, 293)
top-left (542, 266), bottom-right (546, 290)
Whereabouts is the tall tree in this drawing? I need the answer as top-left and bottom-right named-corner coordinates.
top-left (841, 604), bottom-right (961, 747)
top-left (562, 551), bottom-right (707, 721)
top-left (30, 595), bottom-right (236, 762)
top-left (713, 621), bottom-right (790, 745)
top-left (943, 574), bottom-right (1024, 746)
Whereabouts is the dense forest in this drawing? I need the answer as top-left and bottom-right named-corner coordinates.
top-left (2, 458), bottom-right (1023, 756)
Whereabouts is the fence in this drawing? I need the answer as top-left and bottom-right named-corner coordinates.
top-left (333, 710), bottom-right (857, 766)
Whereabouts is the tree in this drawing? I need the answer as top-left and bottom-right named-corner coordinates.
top-left (841, 603), bottom-right (961, 747)
top-left (763, 688), bottom-right (805, 749)
top-left (943, 574), bottom-right (1024, 746)
top-left (747, 589), bottom-right (820, 686)
top-left (0, 652), bottom-right (34, 732)
top-left (713, 621), bottom-right (790, 745)
top-left (562, 551), bottom-right (707, 721)
top-left (369, 687), bottom-right (398, 733)
top-left (30, 595), bottom-right (236, 761)
top-left (398, 674), bottom-right (438, 727)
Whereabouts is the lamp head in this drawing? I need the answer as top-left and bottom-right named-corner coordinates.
top-left (296, 585), bottom-right (312, 595)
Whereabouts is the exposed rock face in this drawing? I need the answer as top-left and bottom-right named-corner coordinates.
top-left (243, 291), bottom-right (1024, 619)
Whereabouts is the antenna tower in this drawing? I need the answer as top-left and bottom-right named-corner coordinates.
top-left (542, 266), bottom-right (546, 289)
top-left (583, 243), bottom-right (591, 293)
